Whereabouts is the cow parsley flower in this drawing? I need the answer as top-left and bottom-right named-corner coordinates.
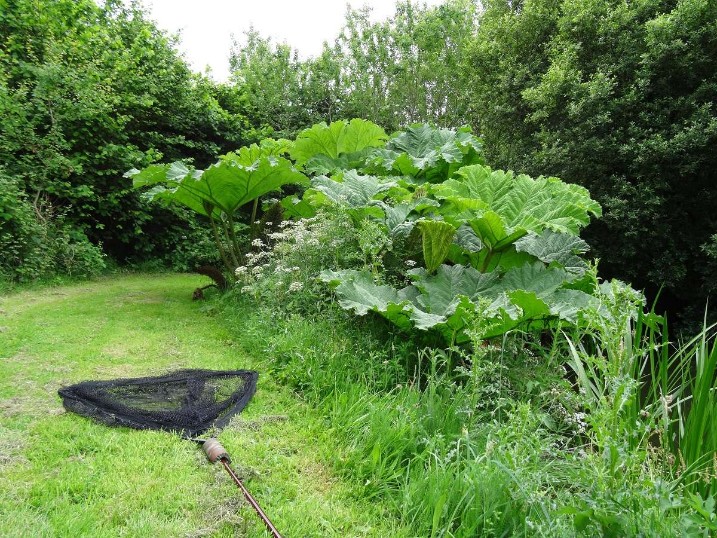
top-left (288, 281), bottom-right (304, 292)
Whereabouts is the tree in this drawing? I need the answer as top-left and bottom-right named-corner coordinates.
top-left (0, 0), bottom-right (249, 268)
top-left (334, 0), bottom-right (478, 130)
top-left (228, 1), bottom-right (478, 135)
top-left (466, 0), bottom-right (717, 327)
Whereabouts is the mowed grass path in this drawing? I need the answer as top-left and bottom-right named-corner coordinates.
top-left (0, 274), bottom-right (401, 537)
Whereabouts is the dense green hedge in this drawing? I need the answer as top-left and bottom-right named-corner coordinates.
top-left (466, 0), bottom-right (717, 328)
top-left (0, 0), bottom-right (247, 278)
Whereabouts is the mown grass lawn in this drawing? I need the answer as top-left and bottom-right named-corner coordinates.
top-left (0, 273), bottom-right (403, 537)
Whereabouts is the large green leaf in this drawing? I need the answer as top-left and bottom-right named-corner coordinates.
top-left (368, 124), bottom-right (483, 182)
top-left (434, 165), bottom-right (602, 250)
top-left (291, 119), bottom-right (387, 167)
top-left (301, 148), bottom-right (383, 176)
top-left (416, 220), bottom-right (456, 273)
top-left (225, 138), bottom-right (294, 166)
top-left (496, 263), bottom-right (597, 326)
top-left (379, 202), bottom-right (417, 232)
top-left (199, 156), bottom-right (307, 213)
top-left (409, 264), bottom-right (501, 314)
top-left (453, 224), bottom-right (483, 253)
top-left (498, 262), bottom-right (573, 295)
top-left (127, 161), bottom-right (199, 188)
top-left (323, 261), bottom-right (599, 342)
top-left (514, 229), bottom-right (590, 274)
top-left (411, 295), bottom-right (477, 344)
top-left (128, 162), bottom-right (217, 217)
top-left (319, 269), bottom-right (413, 330)
top-left (131, 156), bottom-right (308, 218)
top-left (280, 195), bottom-right (317, 219)
top-left (310, 170), bottom-right (396, 208)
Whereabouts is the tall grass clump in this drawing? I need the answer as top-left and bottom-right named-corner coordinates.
top-left (560, 288), bottom-right (717, 533)
top-left (643, 317), bottom-right (717, 502)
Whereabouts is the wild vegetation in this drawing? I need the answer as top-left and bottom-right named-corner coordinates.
top-left (2, 0), bottom-right (717, 536)
top-left (0, 275), bottom-right (404, 537)
top-left (2, 0), bottom-right (715, 329)
top-left (128, 118), bottom-right (717, 535)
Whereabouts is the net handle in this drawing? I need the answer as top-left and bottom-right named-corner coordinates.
top-left (201, 439), bottom-right (283, 538)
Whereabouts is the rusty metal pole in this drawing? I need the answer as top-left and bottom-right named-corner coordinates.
top-left (202, 439), bottom-right (283, 538)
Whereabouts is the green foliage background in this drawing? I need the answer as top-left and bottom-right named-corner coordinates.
top-left (1, 0), bottom-right (715, 327)
top-left (0, 0), bottom-right (249, 274)
top-left (465, 0), bottom-right (717, 327)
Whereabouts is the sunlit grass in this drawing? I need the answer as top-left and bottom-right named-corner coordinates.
top-left (0, 274), bottom-right (404, 537)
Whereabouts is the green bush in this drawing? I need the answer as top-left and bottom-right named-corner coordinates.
top-left (466, 0), bottom-right (717, 329)
top-left (52, 226), bottom-right (106, 278)
top-left (0, 173), bottom-right (105, 283)
top-left (0, 173), bottom-right (53, 282)
top-left (0, 0), bottom-right (249, 265)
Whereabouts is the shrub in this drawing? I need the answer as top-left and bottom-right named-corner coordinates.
top-left (0, 172), bottom-right (106, 283)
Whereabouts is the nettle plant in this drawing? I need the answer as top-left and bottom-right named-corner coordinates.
top-left (286, 120), bottom-right (611, 344)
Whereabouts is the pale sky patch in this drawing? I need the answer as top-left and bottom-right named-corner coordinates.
top-left (139, 0), bottom-right (446, 82)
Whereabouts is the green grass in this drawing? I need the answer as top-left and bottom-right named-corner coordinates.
top-left (0, 273), bottom-right (405, 537)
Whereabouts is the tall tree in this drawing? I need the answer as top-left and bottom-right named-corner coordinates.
top-left (0, 0), bottom-right (248, 263)
top-left (228, 1), bottom-right (478, 136)
top-left (334, 0), bottom-right (478, 131)
top-left (466, 0), bottom-right (717, 327)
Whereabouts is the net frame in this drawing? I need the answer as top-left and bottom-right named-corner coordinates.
top-left (58, 369), bottom-right (258, 438)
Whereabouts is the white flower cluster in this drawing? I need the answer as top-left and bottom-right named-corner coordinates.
top-left (288, 281), bottom-right (303, 292)
top-left (234, 210), bottom-right (359, 301)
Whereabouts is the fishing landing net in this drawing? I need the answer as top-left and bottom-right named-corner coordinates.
top-left (58, 369), bottom-right (258, 438)
top-left (58, 369), bottom-right (282, 537)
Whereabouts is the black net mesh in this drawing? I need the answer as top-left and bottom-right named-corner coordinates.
top-left (58, 369), bottom-right (258, 437)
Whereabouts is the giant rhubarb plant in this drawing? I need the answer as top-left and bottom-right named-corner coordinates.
top-left (307, 125), bottom-right (604, 342)
top-left (128, 139), bottom-right (307, 273)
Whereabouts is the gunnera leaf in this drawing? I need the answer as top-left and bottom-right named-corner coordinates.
top-left (514, 229), bottom-right (590, 274)
top-left (311, 170), bottom-right (396, 208)
top-left (434, 165), bottom-right (602, 250)
top-left (498, 262), bottom-right (574, 295)
top-left (280, 195), bottom-right (317, 219)
top-left (196, 156), bottom-right (308, 213)
top-left (291, 119), bottom-right (387, 167)
top-left (409, 264), bottom-right (501, 314)
top-left (319, 269), bottom-right (413, 330)
top-left (367, 124), bottom-right (483, 182)
top-left (130, 156), bottom-right (308, 217)
top-left (415, 220), bottom-right (456, 273)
